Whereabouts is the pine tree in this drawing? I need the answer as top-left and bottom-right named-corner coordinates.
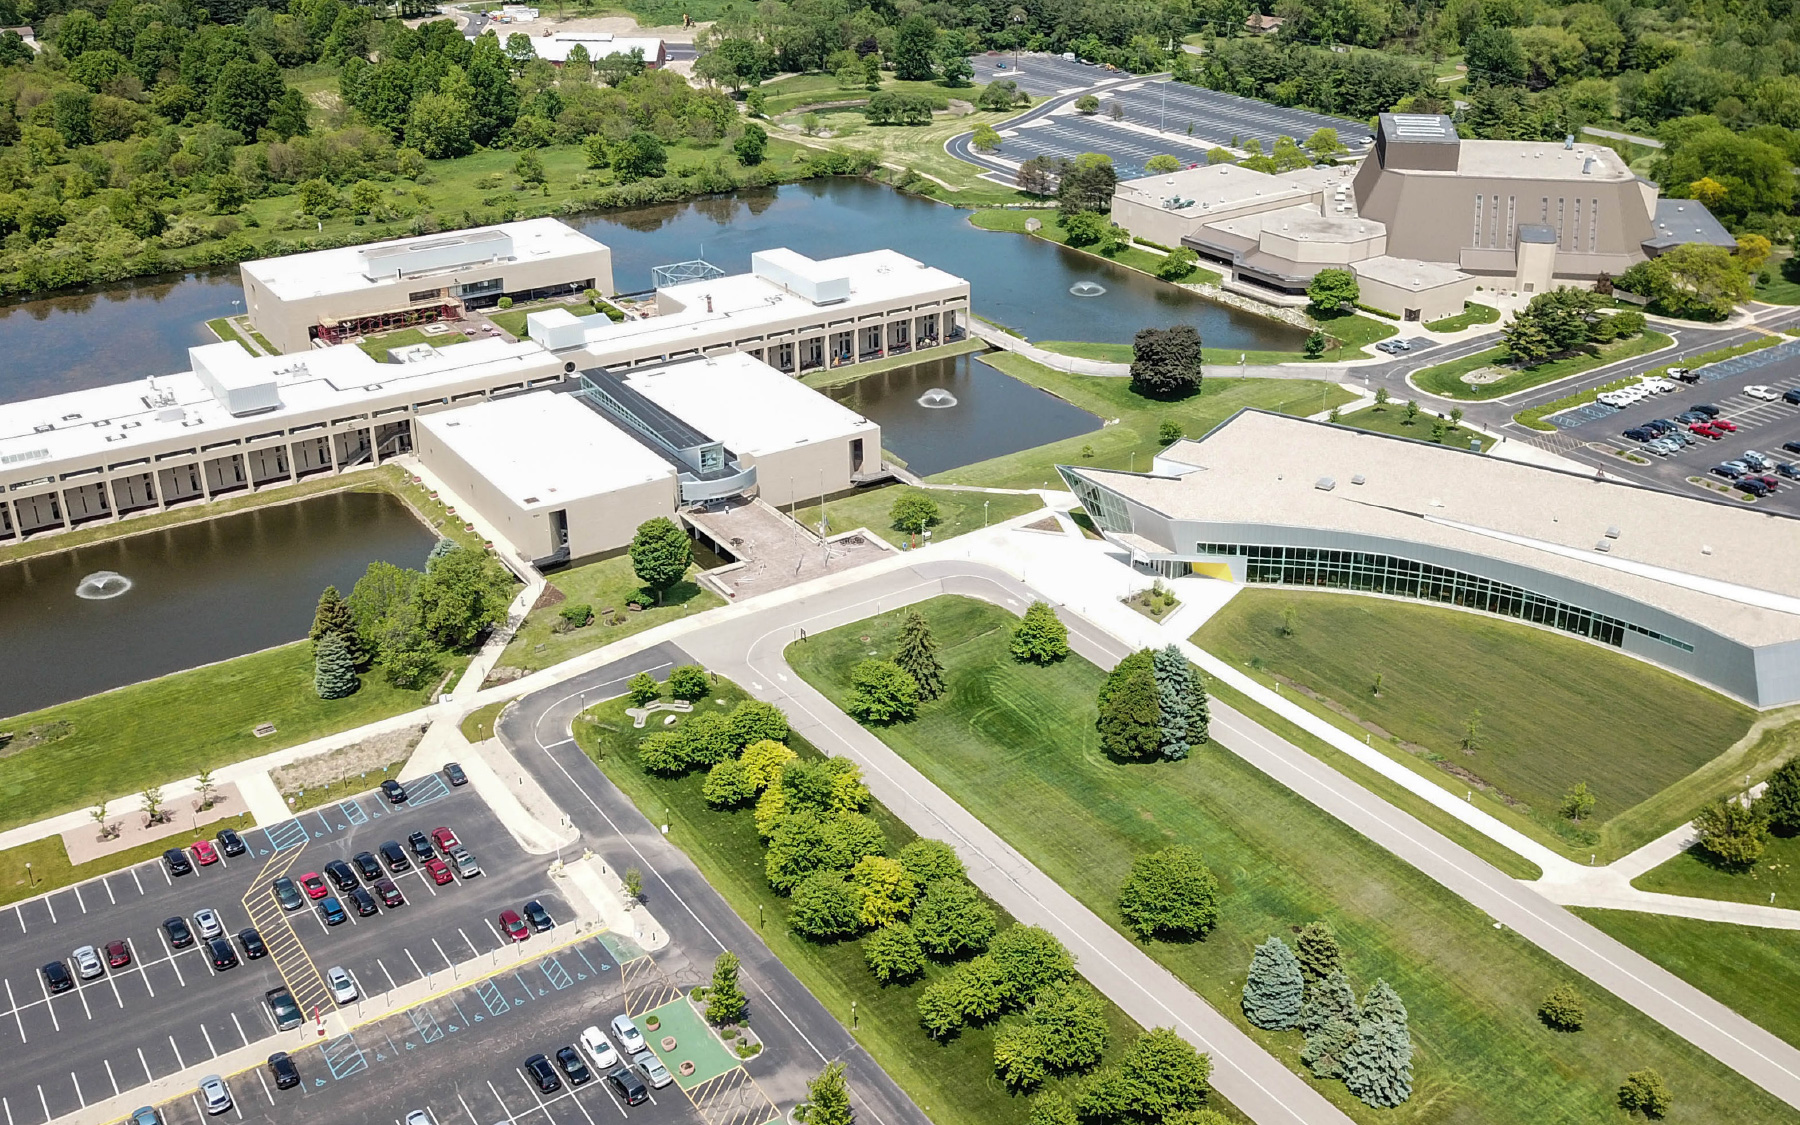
top-left (310, 585), bottom-right (365, 666)
top-left (1300, 1015), bottom-right (1357, 1080)
top-left (895, 609), bottom-right (946, 701)
top-left (1191, 666), bottom-right (1211, 745)
top-left (705, 951), bottom-right (748, 1025)
top-left (1152, 645), bottom-right (1199, 760)
top-left (313, 632), bottom-right (360, 700)
top-left (1340, 980), bottom-right (1413, 1108)
top-left (1757, 758), bottom-right (1800, 833)
top-left (1295, 920), bottom-right (1343, 984)
top-left (1011, 601), bottom-right (1070, 664)
top-left (1298, 968), bottom-right (1359, 1034)
top-left (1241, 937), bottom-right (1305, 1030)
top-left (1097, 662), bottom-right (1162, 761)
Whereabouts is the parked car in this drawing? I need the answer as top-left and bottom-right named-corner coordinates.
top-left (580, 1025), bottom-right (620, 1070)
top-left (1668, 367), bottom-right (1696, 382)
top-left (128, 1108), bottom-right (161, 1125)
top-left (378, 841), bottom-right (411, 872)
top-left (163, 848), bottom-right (193, 877)
top-left (162, 916), bottom-right (194, 948)
top-left (632, 1049), bottom-right (673, 1089)
top-left (299, 872), bottom-right (329, 899)
top-left (42, 960), bottom-right (73, 993)
top-left (423, 858), bottom-right (454, 886)
top-left (239, 928), bottom-right (267, 959)
top-left (374, 878), bottom-right (405, 907)
top-left (1622, 426), bottom-right (1654, 442)
top-left (1643, 377), bottom-right (1678, 393)
top-left (1745, 384), bottom-right (1779, 401)
top-left (450, 849), bottom-right (482, 878)
top-left (444, 762), bottom-right (468, 787)
top-left (1713, 418), bottom-right (1740, 432)
top-left (1712, 464), bottom-right (1743, 480)
top-left (605, 1067), bottom-right (649, 1106)
top-left (193, 908), bottom-right (224, 939)
top-left (522, 1054), bottom-right (562, 1094)
top-left (324, 860), bottom-right (358, 891)
top-left (1739, 478), bottom-right (1771, 497)
top-left (404, 1113), bottom-right (436, 1125)
top-left (1777, 462), bottom-right (1800, 480)
top-left (407, 831), bottom-right (435, 861)
top-left (610, 1014), bottom-right (646, 1054)
top-left (1692, 403), bottom-right (1722, 417)
top-left (265, 987), bottom-right (303, 1030)
top-left (267, 1052), bottom-right (299, 1091)
top-left (326, 966), bottom-right (357, 1004)
top-left (191, 839), bottom-right (218, 867)
top-left (1676, 410), bottom-right (1709, 424)
top-left (71, 945), bottom-right (103, 980)
top-left (431, 827), bottom-right (460, 854)
top-left (318, 896), bottom-right (348, 926)
top-left (349, 888), bottom-right (379, 916)
top-left (1785, 388), bottom-right (1800, 405)
top-left (105, 940), bottom-right (131, 968)
top-left (523, 900), bottom-right (554, 932)
top-left (499, 909), bottom-right (529, 942)
top-left (1786, 441), bottom-right (1800, 455)
top-left (208, 937), bottom-right (238, 970)
top-left (198, 1074), bottom-right (231, 1115)
top-left (380, 779), bottom-right (408, 804)
top-left (273, 877), bottom-right (303, 912)
top-left (1690, 423), bottom-right (1722, 439)
top-left (555, 1045), bottom-right (593, 1086)
top-left (215, 828), bottom-right (246, 857)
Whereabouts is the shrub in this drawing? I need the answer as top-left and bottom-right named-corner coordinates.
top-left (557, 603), bottom-right (592, 628)
top-left (863, 922), bottom-right (927, 984)
top-left (846, 659), bottom-right (920, 723)
top-left (788, 870), bottom-right (862, 939)
top-left (727, 700), bottom-right (789, 747)
top-left (1117, 845), bottom-right (1220, 941)
top-left (897, 839), bottom-right (964, 885)
top-left (1693, 796), bottom-right (1770, 868)
top-left (668, 664), bottom-right (711, 701)
top-left (912, 877), bottom-right (997, 958)
top-left (498, 296), bottom-right (514, 309)
top-left (703, 758), bottom-right (758, 808)
top-left (1158, 420), bottom-right (1183, 444)
top-left (1011, 601), bottom-right (1070, 664)
top-left (1618, 1069), bottom-right (1672, 1118)
top-left (1538, 983), bottom-right (1586, 1031)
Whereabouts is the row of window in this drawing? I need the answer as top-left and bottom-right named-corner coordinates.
top-left (1193, 542), bottom-right (1694, 652)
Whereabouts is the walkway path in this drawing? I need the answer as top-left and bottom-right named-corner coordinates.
top-left (967, 319), bottom-right (1350, 380)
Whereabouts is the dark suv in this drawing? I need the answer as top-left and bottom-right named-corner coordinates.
top-left (265, 987), bottom-right (303, 1031)
top-left (606, 1068), bottom-right (649, 1106)
top-left (352, 852), bottom-right (384, 882)
top-left (324, 860), bottom-right (358, 892)
top-left (522, 1054), bottom-right (562, 1094)
top-left (42, 960), bottom-right (73, 993)
top-left (163, 848), bottom-right (193, 877)
top-left (407, 831), bottom-right (434, 861)
top-left (378, 841), bottom-right (411, 872)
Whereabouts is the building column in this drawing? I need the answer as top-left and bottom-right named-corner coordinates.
top-left (0, 497), bottom-right (15, 541)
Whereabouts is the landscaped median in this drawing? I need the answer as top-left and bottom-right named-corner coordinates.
top-left (1413, 330), bottom-right (1672, 401)
top-left (1514, 335), bottom-right (1785, 430)
top-left (1423, 301), bottom-right (1501, 333)
top-left (794, 485), bottom-right (1043, 548)
top-left (0, 813), bottom-right (255, 909)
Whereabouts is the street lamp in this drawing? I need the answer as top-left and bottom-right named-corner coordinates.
top-left (984, 500), bottom-right (990, 527)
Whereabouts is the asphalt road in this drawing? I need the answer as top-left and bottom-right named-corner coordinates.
top-left (494, 643), bottom-right (934, 1125)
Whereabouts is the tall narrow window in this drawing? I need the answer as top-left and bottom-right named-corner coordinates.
top-left (1472, 195), bottom-right (1484, 247)
top-left (1506, 196), bottom-right (1517, 248)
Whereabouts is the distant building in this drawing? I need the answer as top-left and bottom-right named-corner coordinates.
top-left (496, 29), bottom-right (668, 67)
top-left (1244, 13), bottom-right (1286, 32)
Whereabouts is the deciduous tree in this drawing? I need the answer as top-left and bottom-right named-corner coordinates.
top-left (1757, 758), bottom-right (1800, 833)
top-left (863, 922), bottom-right (927, 983)
top-left (911, 877), bottom-right (996, 958)
top-left (1307, 268), bottom-right (1359, 312)
top-left (630, 517), bottom-right (691, 602)
top-left (847, 659), bottom-right (920, 723)
top-left (727, 700), bottom-right (788, 747)
top-left (733, 123), bottom-right (767, 166)
top-left (1618, 1068), bottom-right (1672, 1118)
top-left (889, 490), bottom-right (940, 537)
top-left (627, 672), bottom-right (659, 706)
top-left (989, 925), bottom-right (1075, 1005)
top-left (1011, 601), bottom-right (1069, 664)
top-left (705, 951), bottom-right (748, 1024)
top-left (849, 855), bottom-right (917, 928)
top-left (789, 870), bottom-right (861, 939)
top-left (798, 1061), bottom-right (853, 1125)
top-left (1559, 782), bottom-right (1597, 821)
top-left (1056, 152), bottom-right (1117, 219)
top-left (891, 14), bottom-right (939, 80)
top-left (1693, 796), bottom-right (1769, 868)
top-left (703, 758), bottom-right (757, 808)
top-left (416, 545), bottom-right (513, 651)
top-left (1077, 1028), bottom-right (1213, 1124)
top-left (1117, 846), bottom-right (1220, 940)
top-left (1242, 937), bottom-right (1305, 1030)
top-left (1539, 983), bottom-right (1586, 1031)
top-left (1130, 325), bottom-right (1204, 399)
top-left (898, 839), bottom-right (964, 885)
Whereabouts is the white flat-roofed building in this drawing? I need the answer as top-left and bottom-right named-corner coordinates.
top-left (500, 29), bottom-right (667, 67)
top-left (621, 353), bottom-right (879, 507)
top-left (241, 219), bottom-right (614, 354)
top-left (414, 392), bottom-right (677, 562)
top-left (1060, 409), bottom-right (1800, 707)
top-left (531, 248), bottom-right (969, 377)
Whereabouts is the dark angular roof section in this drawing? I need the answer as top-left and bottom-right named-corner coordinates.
top-left (1644, 198), bottom-right (1738, 251)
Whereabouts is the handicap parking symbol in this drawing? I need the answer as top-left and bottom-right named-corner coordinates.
top-left (315, 1079), bottom-right (326, 1088)
top-left (447, 1024), bottom-right (460, 1032)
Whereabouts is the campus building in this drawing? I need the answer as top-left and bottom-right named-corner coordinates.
top-left (241, 219), bottom-right (615, 353)
top-left (1109, 114), bottom-right (1735, 318)
top-left (502, 29), bottom-right (668, 67)
top-left (1060, 410), bottom-right (1800, 707)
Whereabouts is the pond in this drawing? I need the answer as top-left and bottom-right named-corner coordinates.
top-left (0, 180), bottom-right (1302, 404)
top-left (0, 490), bottom-right (439, 717)
top-left (826, 351), bottom-right (1101, 476)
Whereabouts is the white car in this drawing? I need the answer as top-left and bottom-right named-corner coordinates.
top-left (192, 908), bottom-right (224, 940)
top-left (610, 1013), bottom-right (646, 1054)
top-left (632, 1048), bottom-right (673, 1089)
top-left (1642, 377), bottom-right (1678, 393)
top-left (326, 966), bottom-right (358, 1004)
top-left (579, 1025), bottom-right (620, 1070)
top-left (1745, 384), bottom-right (1779, 401)
top-left (71, 945), bottom-right (104, 980)
top-left (198, 1074), bottom-right (231, 1115)
top-left (404, 1112), bottom-right (436, 1125)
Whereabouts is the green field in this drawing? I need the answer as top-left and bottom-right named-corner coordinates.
top-left (786, 595), bottom-right (1791, 1123)
top-left (0, 813), bottom-right (255, 909)
top-left (1193, 589), bottom-right (1762, 859)
top-left (777, 105), bottom-right (1030, 204)
top-left (1633, 831), bottom-right (1800, 907)
top-left (925, 353), bottom-right (1356, 490)
top-left (572, 682), bottom-right (1223, 1125)
top-left (1412, 332), bottom-right (1672, 400)
top-left (356, 326), bottom-right (469, 358)
top-left (0, 642), bottom-right (440, 833)
top-left (1423, 302), bottom-right (1501, 333)
top-left (492, 554), bottom-right (721, 678)
top-left (1336, 403), bottom-right (1494, 450)
top-left (799, 338), bottom-right (988, 390)
top-left (206, 317), bottom-right (256, 354)
top-left (793, 485), bottom-right (1043, 547)
top-left (1574, 908), bottom-right (1800, 1049)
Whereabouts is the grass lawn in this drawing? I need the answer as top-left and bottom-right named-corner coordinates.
top-left (1756, 252), bottom-right (1800, 305)
top-left (1573, 908), bottom-right (1800, 1050)
top-left (206, 317), bottom-right (255, 354)
top-left (1314, 307), bottom-right (1398, 352)
top-left (0, 813), bottom-right (255, 910)
top-left (460, 699), bottom-right (511, 743)
top-left (488, 300), bottom-right (617, 338)
top-left (793, 485), bottom-right (1042, 547)
top-left (0, 642), bottom-right (438, 833)
top-left (1412, 332), bottom-right (1672, 401)
top-left (1337, 403), bottom-right (1494, 450)
top-left (760, 73), bottom-right (975, 116)
top-left (969, 208), bottom-right (1223, 287)
top-left (573, 682), bottom-right (1209, 1125)
top-left (356, 326), bottom-right (469, 359)
top-left (1192, 589), bottom-right (1759, 860)
top-left (779, 107), bottom-right (1027, 204)
top-left (1423, 302), bottom-right (1501, 333)
top-left (925, 353), bottom-right (1356, 490)
top-left (1632, 831), bottom-right (1800, 907)
top-left (1038, 340), bottom-right (1133, 363)
top-left (284, 764), bottom-right (407, 813)
top-left (798, 338), bottom-right (988, 390)
top-left (787, 595), bottom-right (1791, 1124)
top-left (492, 554), bottom-right (721, 678)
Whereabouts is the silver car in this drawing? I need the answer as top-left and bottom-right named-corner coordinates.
top-left (192, 908), bottom-right (224, 940)
top-left (326, 965), bottom-right (358, 1004)
top-left (71, 945), bottom-right (103, 980)
top-left (198, 1074), bottom-right (231, 1115)
top-left (631, 1048), bottom-right (673, 1089)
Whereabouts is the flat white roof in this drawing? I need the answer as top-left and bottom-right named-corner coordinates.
top-left (241, 218), bottom-right (605, 302)
top-left (508, 30), bottom-right (664, 62)
top-left (1353, 255), bottom-right (1472, 290)
top-left (1114, 163), bottom-right (1314, 215)
top-left (417, 392), bottom-right (673, 509)
top-left (1208, 204), bottom-right (1382, 243)
top-left (622, 353), bottom-right (875, 458)
top-left (1456, 140), bottom-right (1633, 182)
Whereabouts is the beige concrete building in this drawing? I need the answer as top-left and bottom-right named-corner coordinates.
top-left (241, 219), bottom-right (615, 353)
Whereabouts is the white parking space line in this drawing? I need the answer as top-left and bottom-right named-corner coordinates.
top-left (70, 1071), bottom-right (83, 1108)
top-left (12, 907), bottom-right (21, 935)
top-left (104, 970), bottom-right (123, 1008)
top-left (131, 869), bottom-right (145, 896)
top-left (5, 979), bottom-right (26, 1043)
top-left (101, 878), bottom-right (115, 906)
top-left (35, 1086), bottom-right (46, 1123)
top-left (232, 1089), bottom-right (245, 1120)
top-left (484, 918), bottom-right (506, 947)
top-left (137, 1048), bottom-right (152, 1084)
top-left (36, 974), bottom-right (59, 1032)
top-left (159, 865), bottom-right (170, 886)
top-left (232, 1012), bottom-right (249, 1047)
top-left (72, 886), bottom-right (84, 915)
top-left (128, 940), bottom-right (154, 997)
top-left (70, 973), bottom-right (93, 1019)
top-left (405, 948), bottom-right (429, 984)
top-left (377, 958), bottom-right (399, 993)
top-left (409, 868), bottom-right (440, 898)
top-left (202, 1023), bottom-right (218, 1058)
top-left (461, 928), bottom-right (482, 958)
top-left (458, 1092), bottom-right (490, 1125)
top-left (432, 938), bottom-right (456, 973)
top-left (157, 933), bottom-right (186, 987)
top-left (103, 1059), bottom-right (118, 1099)
top-left (43, 897), bottom-right (55, 926)
top-left (168, 1034), bottom-right (184, 1070)
top-left (256, 1069), bottom-right (272, 1105)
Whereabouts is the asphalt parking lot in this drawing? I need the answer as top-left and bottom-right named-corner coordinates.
top-left (972, 53), bottom-right (1109, 96)
top-left (1549, 337), bottom-right (1800, 513)
top-left (1101, 80), bottom-right (1373, 153)
top-left (1005, 116), bottom-right (1219, 178)
top-left (0, 781), bottom-right (570, 1124)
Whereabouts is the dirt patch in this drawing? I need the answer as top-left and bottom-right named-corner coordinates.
top-left (270, 724), bottom-right (427, 795)
top-left (1021, 516), bottom-right (1062, 533)
top-left (1460, 368), bottom-right (1510, 385)
top-left (532, 583), bottom-right (567, 612)
top-left (0, 720), bottom-right (74, 760)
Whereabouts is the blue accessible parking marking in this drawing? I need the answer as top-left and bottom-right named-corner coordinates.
top-left (322, 1033), bottom-right (369, 1080)
top-left (540, 955), bottom-right (573, 991)
top-left (406, 775), bottom-right (451, 807)
top-left (475, 980), bottom-right (510, 1017)
top-left (339, 798), bottom-right (370, 827)
top-left (263, 820), bottom-right (309, 852)
top-left (408, 1006), bottom-right (446, 1044)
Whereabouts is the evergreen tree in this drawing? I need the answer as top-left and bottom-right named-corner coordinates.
top-left (1299, 969), bottom-right (1360, 1080)
top-left (704, 951), bottom-right (748, 1025)
top-left (310, 585), bottom-right (365, 666)
top-left (1757, 758), bottom-right (1800, 833)
top-left (1152, 645), bottom-right (1199, 760)
top-left (1011, 601), bottom-right (1070, 664)
top-left (1295, 920), bottom-right (1343, 984)
top-left (895, 609), bottom-right (946, 700)
top-left (1097, 662), bottom-right (1162, 761)
top-left (799, 1061), bottom-right (853, 1125)
top-left (1340, 980), bottom-right (1413, 1108)
top-left (1241, 937), bottom-right (1305, 1030)
top-left (312, 632), bottom-right (360, 700)
top-left (1300, 1015), bottom-right (1358, 1081)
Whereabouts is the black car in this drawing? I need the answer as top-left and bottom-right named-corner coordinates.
top-left (42, 960), bottom-right (73, 993)
top-left (1784, 388), bottom-right (1800, 405)
top-left (324, 860), bottom-right (358, 892)
top-left (215, 828), bottom-right (246, 858)
top-left (1622, 426), bottom-right (1653, 442)
top-left (352, 851), bottom-right (384, 882)
top-left (208, 937), bottom-right (239, 970)
top-left (162, 916), bottom-right (194, 948)
top-left (238, 928), bottom-right (267, 960)
top-left (1645, 419), bottom-right (1675, 435)
top-left (318, 896), bottom-right (348, 926)
top-left (374, 878), bottom-right (405, 907)
top-left (1712, 464), bottom-right (1744, 479)
top-left (273, 877), bottom-right (304, 912)
top-left (265, 987), bottom-right (303, 1031)
top-left (522, 1054), bottom-right (563, 1094)
top-left (555, 1045), bottom-right (593, 1086)
top-left (1785, 440), bottom-right (1800, 456)
top-left (522, 900), bottom-right (554, 933)
top-left (605, 1068), bottom-right (649, 1106)
top-left (444, 762), bottom-right (468, 787)
top-left (163, 848), bottom-right (193, 877)
top-left (407, 831), bottom-right (434, 861)
top-left (1779, 462), bottom-right (1800, 480)
top-left (1739, 478), bottom-right (1772, 497)
top-left (267, 1052), bottom-right (300, 1091)
top-left (1675, 410), bottom-right (1708, 424)
top-left (378, 840), bottom-right (411, 872)
top-left (1691, 403), bottom-right (1722, 418)
top-left (380, 779), bottom-right (407, 805)
top-left (349, 887), bottom-right (379, 917)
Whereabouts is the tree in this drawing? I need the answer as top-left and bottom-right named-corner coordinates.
top-left (141, 785), bottom-right (165, 825)
top-left (1062, 210), bottom-right (1111, 247)
top-left (1299, 969), bottom-right (1360, 1078)
top-left (1028, 982), bottom-right (1110, 1073)
top-left (297, 177), bottom-right (339, 218)
top-left (705, 951), bottom-right (748, 1025)
top-left (1308, 268), bottom-right (1359, 313)
top-left (1559, 782), bottom-right (1597, 822)
top-left (889, 490), bottom-right (940, 538)
top-left (630, 517), bottom-right (691, 603)
top-left (1158, 420), bottom-right (1184, 445)
top-left (734, 123), bottom-right (768, 166)
top-left (1117, 846), bottom-right (1220, 941)
top-left (659, 666), bottom-right (705, 704)
top-left (891, 14), bottom-right (938, 81)
top-left (1539, 983), bottom-right (1586, 1031)
top-left (1057, 153), bottom-right (1117, 220)
top-left (1502, 309), bottom-right (1556, 367)
top-left (417, 546), bottom-right (513, 651)
top-left (1295, 921), bottom-right (1342, 984)
top-left (627, 672), bottom-right (660, 707)
top-left (1304, 330), bottom-right (1327, 358)
top-left (847, 659), bottom-right (920, 724)
top-left (797, 1061), bottom-right (853, 1125)
top-left (196, 767), bottom-right (217, 810)
top-left (742, 740), bottom-right (796, 793)
top-left (1758, 758), bottom-right (1800, 833)
top-left (789, 874), bottom-right (860, 942)
top-left (726, 700), bottom-right (788, 748)
top-left (912, 877), bottom-right (997, 957)
top-left (1618, 1069), bottom-right (1672, 1118)
top-left (208, 173), bottom-right (246, 215)
top-left (313, 632), bottom-right (360, 700)
top-left (1693, 796), bottom-right (1769, 868)
top-left (864, 922), bottom-right (928, 984)
top-left (850, 855), bottom-right (918, 928)
top-left (1145, 154), bottom-right (1183, 174)
top-left (90, 800), bottom-right (111, 839)
top-left (311, 585), bottom-right (363, 665)
top-left (895, 610), bottom-right (945, 701)
top-left (1098, 660), bottom-right (1162, 761)
top-left (938, 46), bottom-right (974, 87)
top-left (1152, 645), bottom-right (1205, 760)
top-left (1077, 1028), bottom-right (1212, 1124)
top-left (989, 925), bottom-right (1075, 1004)
top-left (1130, 325), bottom-right (1204, 399)
top-left (1340, 980), bottom-right (1413, 1108)
top-left (1075, 94), bottom-right (1100, 114)
top-left (704, 758), bottom-right (758, 808)
top-left (1016, 155), bottom-right (1056, 196)
top-left (407, 85), bottom-right (477, 159)
top-left (1011, 602), bottom-right (1069, 664)
top-left (1305, 128), bottom-right (1344, 161)
top-left (1464, 25), bottom-right (1527, 85)
top-left (1157, 247), bottom-right (1198, 281)
top-left (513, 150), bottom-right (546, 188)
top-left (972, 124), bottom-right (1003, 153)
top-left (1242, 937), bottom-right (1305, 1030)
top-left (1617, 244), bottom-right (1753, 320)
top-left (623, 867), bottom-right (643, 902)
top-left (609, 132), bottom-right (668, 183)
top-left (1461, 709), bottom-right (1483, 753)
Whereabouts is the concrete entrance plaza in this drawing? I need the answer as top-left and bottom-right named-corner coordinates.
top-left (687, 498), bottom-right (891, 600)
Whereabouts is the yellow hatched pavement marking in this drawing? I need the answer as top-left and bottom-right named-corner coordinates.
top-left (684, 1068), bottom-right (779, 1125)
top-left (621, 954), bottom-right (681, 1016)
top-left (241, 843), bottom-right (333, 1018)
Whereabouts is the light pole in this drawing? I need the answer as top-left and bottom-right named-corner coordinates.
top-left (984, 500), bottom-right (990, 527)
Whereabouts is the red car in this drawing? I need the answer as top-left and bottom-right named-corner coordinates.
top-left (499, 909), bottom-right (530, 942)
top-left (299, 872), bottom-right (329, 899)
top-left (1690, 423), bottom-right (1721, 438)
top-left (423, 857), bottom-right (454, 886)
top-left (1712, 418), bottom-right (1739, 432)
top-left (191, 839), bottom-right (219, 866)
top-left (430, 827), bottom-right (460, 855)
top-left (105, 940), bottom-right (131, 968)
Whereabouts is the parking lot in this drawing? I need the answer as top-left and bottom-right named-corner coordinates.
top-left (1547, 337), bottom-right (1800, 513)
top-left (1102, 80), bottom-right (1373, 154)
top-left (1005, 115), bottom-right (1220, 177)
top-left (972, 53), bottom-right (1110, 96)
top-left (0, 780), bottom-right (571, 1124)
